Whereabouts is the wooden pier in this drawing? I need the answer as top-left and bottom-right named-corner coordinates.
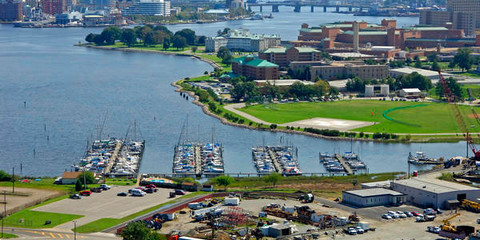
top-left (334, 154), bottom-right (353, 175)
top-left (268, 149), bottom-right (283, 174)
top-left (147, 172), bottom-right (347, 178)
top-left (194, 146), bottom-right (202, 175)
top-left (105, 141), bottom-right (123, 174)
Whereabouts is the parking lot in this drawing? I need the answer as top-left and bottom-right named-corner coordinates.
top-left (35, 185), bottom-right (178, 229)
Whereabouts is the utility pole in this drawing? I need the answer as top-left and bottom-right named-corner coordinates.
top-left (73, 220), bottom-right (77, 240)
top-left (2, 191), bottom-right (6, 239)
top-left (12, 167), bottom-right (14, 193)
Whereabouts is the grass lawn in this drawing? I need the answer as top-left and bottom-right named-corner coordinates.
top-left (0, 233), bottom-right (18, 238)
top-left (4, 210), bottom-right (82, 228)
top-left (74, 191), bottom-right (207, 233)
top-left (240, 100), bottom-right (480, 133)
top-left (0, 178), bottom-right (75, 193)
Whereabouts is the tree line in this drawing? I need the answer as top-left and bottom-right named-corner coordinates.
top-left (85, 25), bottom-right (205, 50)
top-left (346, 72), bottom-right (433, 92)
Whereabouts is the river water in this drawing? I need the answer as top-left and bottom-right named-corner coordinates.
top-left (0, 10), bottom-right (466, 176)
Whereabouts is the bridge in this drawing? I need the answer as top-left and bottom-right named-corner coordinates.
top-left (248, 0), bottom-right (371, 13)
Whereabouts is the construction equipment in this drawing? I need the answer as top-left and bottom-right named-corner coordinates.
top-left (438, 70), bottom-right (480, 160)
top-left (299, 193), bottom-right (315, 203)
top-left (262, 204), bottom-right (292, 218)
top-left (441, 213), bottom-right (460, 233)
top-left (462, 199), bottom-right (480, 212)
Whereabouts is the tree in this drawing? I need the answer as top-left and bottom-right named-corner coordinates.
top-left (217, 46), bottom-right (230, 59)
top-left (134, 25), bottom-right (153, 43)
top-left (174, 28), bottom-right (196, 45)
top-left (121, 29), bottom-right (137, 47)
top-left (435, 77), bottom-right (463, 101)
top-left (191, 46), bottom-right (198, 53)
top-left (197, 35), bottom-right (206, 45)
top-left (75, 179), bottom-right (82, 191)
top-left (144, 31), bottom-right (167, 46)
top-left (172, 35), bottom-right (187, 50)
top-left (264, 173), bottom-right (281, 186)
top-left (85, 33), bottom-right (96, 43)
top-left (101, 26), bottom-right (122, 45)
top-left (414, 59), bottom-right (422, 68)
top-left (153, 25), bottom-right (173, 37)
top-left (93, 34), bottom-right (105, 45)
top-left (431, 59), bottom-right (440, 71)
top-left (454, 48), bottom-right (473, 72)
top-left (163, 37), bottom-right (171, 50)
top-left (120, 221), bottom-right (163, 240)
top-left (0, 170), bottom-right (11, 181)
top-left (214, 175), bottom-right (234, 191)
top-left (77, 171), bottom-right (96, 185)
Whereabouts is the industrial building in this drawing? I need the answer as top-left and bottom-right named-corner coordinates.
top-left (388, 67), bottom-right (457, 81)
top-left (398, 88), bottom-right (422, 98)
top-left (342, 188), bottom-right (406, 207)
top-left (391, 178), bottom-right (480, 209)
top-left (0, 0), bottom-right (23, 21)
top-left (295, 19), bottom-right (479, 50)
top-left (205, 29), bottom-right (280, 52)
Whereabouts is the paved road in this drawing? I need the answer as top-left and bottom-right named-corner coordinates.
top-left (1, 227), bottom-right (119, 239)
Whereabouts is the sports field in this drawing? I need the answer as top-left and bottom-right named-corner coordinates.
top-left (240, 100), bottom-right (480, 133)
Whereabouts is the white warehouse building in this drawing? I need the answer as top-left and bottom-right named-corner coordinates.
top-left (391, 178), bottom-right (480, 209)
top-left (205, 29), bottom-right (281, 52)
top-left (342, 188), bottom-right (405, 207)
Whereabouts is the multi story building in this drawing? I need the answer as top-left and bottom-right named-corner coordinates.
top-left (0, 1), bottom-right (23, 21)
top-left (205, 29), bottom-right (281, 52)
top-left (41, 0), bottom-right (66, 15)
top-left (123, 0), bottom-right (170, 16)
top-left (310, 61), bottom-right (388, 81)
top-left (259, 47), bottom-right (322, 67)
top-left (232, 55), bottom-right (279, 80)
top-left (419, 0), bottom-right (480, 37)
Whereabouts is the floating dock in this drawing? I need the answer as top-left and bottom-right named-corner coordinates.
top-left (334, 154), bottom-right (353, 175)
top-left (252, 146), bottom-right (301, 176)
top-left (173, 143), bottom-right (224, 177)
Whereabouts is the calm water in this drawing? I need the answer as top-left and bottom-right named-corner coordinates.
top-left (0, 11), bottom-right (466, 176)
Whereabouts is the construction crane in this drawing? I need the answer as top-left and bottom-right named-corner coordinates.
top-left (438, 70), bottom-right (480, 160)
top-left (441, 213), bottom-right (461, 233)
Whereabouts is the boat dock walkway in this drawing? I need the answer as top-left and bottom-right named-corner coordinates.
top-left (195, 146), bottom-right (201, 175)
top-left (268, 149), bottom-right (282, 174)
top-left (334, 154), bottom-right (353, 175)
top-left (105, 142), bottom-right (123, 174)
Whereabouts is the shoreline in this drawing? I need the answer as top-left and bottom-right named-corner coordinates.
top-left (80, 44), bottom-right (465, 144)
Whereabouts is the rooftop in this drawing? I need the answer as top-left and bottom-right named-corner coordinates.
top-left (295, 47), bottom-right (320, 53)
top-left (404, 26), bottom-right (449, 31)
top-left (401, 88), bottom-right (421, 93)
top-left (62, 171), bottom-right (82, 179)
top-left (393, 178), bottom-right (479, 194)
top-left (232, 56), bottom-right (278, 68)
top-left (343, 30), bottom-right (387, 36)
top-left (263, 47), bottom-right (287, 53)
top-left (330, 52), bottom-right (376, 58)
top-left (344, 188), bottom-right (404, 197)
top-left (254, 79), bottom-right (314, 86)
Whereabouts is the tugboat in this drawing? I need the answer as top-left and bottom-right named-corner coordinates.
top-left (408, 152), bottom-right (444, 165)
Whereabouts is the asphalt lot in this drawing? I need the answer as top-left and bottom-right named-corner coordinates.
top-left (35, 185), bottom-right (176, 229)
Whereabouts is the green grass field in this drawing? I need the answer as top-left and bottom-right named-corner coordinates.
top-left (4, 210), bottom-right (82, 228)
top-left (240, 100), bottom-right (480, 133)
top-left (0, 233), bottom-right (18, 238)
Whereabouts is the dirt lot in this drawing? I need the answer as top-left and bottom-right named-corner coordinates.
top-left (335, 209), bottom-right (480, 240)
top-left (0, 187), bottom-right (62, 216)
top-left (34, 185), bottom-right (176, 229)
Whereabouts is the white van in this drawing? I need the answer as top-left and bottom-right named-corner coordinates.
top-left (131, 189), bottom-right (146, 197)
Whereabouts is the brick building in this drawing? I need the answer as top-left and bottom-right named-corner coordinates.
top-left (259, 47), bottom-right (322, 67)
top-left (0, 1), bottom-right (23, 21)
top-left (232, 55), bottom-right (279, 80)
top-left (310, 61), bottom-right (388, 81)
top-left (41, 0), bottom-right (66, 15)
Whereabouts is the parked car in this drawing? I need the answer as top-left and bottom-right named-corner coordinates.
top-left (70, 194), bottom-right (81, 199)
top-left (404, 211), bottom-right (413, 217)
top-left (145, 188), bottom-right (157, 193)
top-left (175, 189), bottom-right (186, 195)
top-left (411, 211), bottom-right (420, 216)
top-left (90, 187), bottom-right (102, 193)
top-left (145, 184), bottom-right (156, 189)
top-left (347, 227), bottom-right (357, 235)
top-left (397, 211), bottom-right (407, 218)
top-left (424, 208), bottom-right (436, 215)
top-left (100, 184), bottom-right (111, 190)
top-left (355, 226), bottom-right (364, 234)
top-left (382, 214), bottom-right (392, 220)
top-left (477, 218), bottom-right (480, 224)
top-left (117, 192), bottom-right (128, 197)
top-left (80, 190), bottom-right (92, 196)
top-left (131, 189), bottom-right (146, 197)
top-left (416, 216), bottom-right (425, 222)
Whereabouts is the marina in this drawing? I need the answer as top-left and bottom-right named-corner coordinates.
top-left (319, 151), bottom-right (367, 175)
top-left (252, 146), bottom-right (301, 176)
top-left (172, 142), bottom-right (224, 177)
top-left (73, 138), bottom-right (145, 177)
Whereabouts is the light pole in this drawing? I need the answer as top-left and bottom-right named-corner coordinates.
top-left (73, 220), bottom-right (77, 240)
top-left (2, 191), bottom-right (6, 239)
